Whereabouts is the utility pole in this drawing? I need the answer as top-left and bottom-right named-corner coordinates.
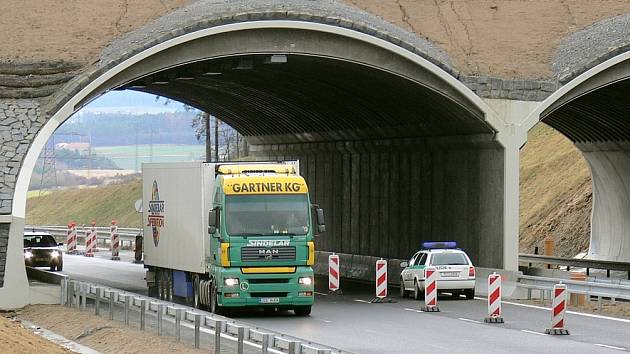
top-left (214, 115), bottom-right (219, 162)
top-left (204, 112), bottom-right (211, 163)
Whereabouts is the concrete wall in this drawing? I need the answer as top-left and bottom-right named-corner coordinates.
top-left (253, 137), bottom-right (505, 268)
top-left (579, 142), bottom-right (630, 262)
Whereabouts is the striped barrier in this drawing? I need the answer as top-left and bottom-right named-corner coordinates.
top-left (328, 254), bottom-right (339, 292)
top-left (90, 221), bottom-right (98, 252)
top-left (370, 259), bottom-right (395, 303)
top-left (84, 222), bottom-right (96, 257)
top-left (545, 283), bottom-right (570, 335)
top-left (111, 220), bottom-right (120, 260)
top-left (484, 273), bottom-right (504, 323)
top-left (375, 259), bottom-right (387, 299)
top-left (66, 222), bottom-right (77, 254)
top-left (422, 266), bottom-right (439, 312)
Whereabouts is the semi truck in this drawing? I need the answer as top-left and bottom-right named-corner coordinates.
top-left (142, 161), bottom-right (325, 316)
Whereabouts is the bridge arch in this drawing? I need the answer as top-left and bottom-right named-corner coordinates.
top-left (2, 1), bottom-right (512, 307)
top-left (523, 14), bottom-right (630, 261)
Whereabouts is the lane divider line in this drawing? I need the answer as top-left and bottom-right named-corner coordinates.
top-left (354, 299), bottom-right (371, 304)
top-left (475, 297), bottom-right (630, 324)
top-left (314, 292), bottom-right (329, 296)
top-left (594, 344), bottom-right (626, 351)
top-left (521, 330), bottom-right (547, 336)
top-left (404, 308), bottom-right (423, 313)
top-left (458, 318), bottom-right (482, 324)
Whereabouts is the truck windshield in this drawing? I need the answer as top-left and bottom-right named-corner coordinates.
top-left (225, 194), bottom-right (310, 236)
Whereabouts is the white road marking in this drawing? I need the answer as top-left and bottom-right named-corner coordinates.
top-left (458, 318), bottom-right (482, 324)
top-left (354, 299), bottom-right (371, 304)
top-left (594, 344), bottom-right (626, 351)
top-left (314, 291), bottom-right (329, 296)
top-left (475, 297), bottom-right (630, 324)
top-left (521, 330), bottom-right (547, 336)
top-left (404, 308), bottom-right (423, 313)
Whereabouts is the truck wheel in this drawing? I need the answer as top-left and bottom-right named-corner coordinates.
top-left (210, 283), bottom-right (226, 316)
top-left (294, 306), bottom-right (311, 316)
top-left (193, 277), bottom-right (200, 309)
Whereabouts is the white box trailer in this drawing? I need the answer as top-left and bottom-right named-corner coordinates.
top-left (142, 162), bottom-right (215, 274)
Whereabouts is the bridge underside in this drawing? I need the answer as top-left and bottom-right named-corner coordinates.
top-left (119, 52), bottom-right (504, 267)
top-left (542, 61), bottom-right (630, 262)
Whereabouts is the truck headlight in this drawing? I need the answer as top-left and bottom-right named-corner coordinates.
top-left (24, 251), bottom-right (33, 259)
top-left (298, 277), bottom-right (312, 285)
top-left (224, 278), bottom-right (239, 286)
top-left (51, 251), bottom-right (60, 258)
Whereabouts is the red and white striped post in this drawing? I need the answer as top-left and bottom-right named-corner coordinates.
top-left (374, 259), bottom-right (388, 301)
top-left (484, 272), bottom-right (504, 323)
top-left (422, 266), bottom-right (440, 312)
top-left (545, 283), bottom-right (570, 335)
top-left (328, 254), bottom-right (339, 292)
top-left (66, 222), bottom-right (77, 254)
top-left (111, 220), bottom-right (120, 260)
top-left (90, 220), bottom-right (98, 252)
top-left (84, 223), bottom-right (94, 257)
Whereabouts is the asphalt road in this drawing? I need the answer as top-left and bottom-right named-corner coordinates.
top-left (57, 252), bottom-right (630, 353)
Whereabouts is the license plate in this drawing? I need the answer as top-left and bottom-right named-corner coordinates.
top-left (260, 297), bottom-right (280, 304)
top-left (441, 271), bottom-right (459, 277)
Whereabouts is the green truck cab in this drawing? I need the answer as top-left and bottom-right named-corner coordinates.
top-left (143, 162), bottom-right (324, 316)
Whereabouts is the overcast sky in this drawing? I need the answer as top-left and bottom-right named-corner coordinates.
top-left (80, 90), bottom-right (190, 115)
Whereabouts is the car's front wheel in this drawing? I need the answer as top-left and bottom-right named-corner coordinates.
top-left (413, 279), bottom-right (424, 300)
top-left (400, 279), bottom-right (408, 298)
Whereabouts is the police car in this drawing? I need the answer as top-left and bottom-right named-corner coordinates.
top-left (399, 242), bottom-right (475, 300)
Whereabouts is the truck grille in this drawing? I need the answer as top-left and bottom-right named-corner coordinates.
top-left (241, 246), bottom-right (296, 261)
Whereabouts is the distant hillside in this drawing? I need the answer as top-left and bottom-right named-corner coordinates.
top-left (520, 123), bottom-right (591, 257)
top-left (27, 125), bottom-right (593, 257)
top-left (26, 180), bottom-right (142, 228)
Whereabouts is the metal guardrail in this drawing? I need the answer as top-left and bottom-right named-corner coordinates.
top-left (519, 253), bottom-right (630, 279)
top-left (517, 274), bottom-right (630, 310)
top-left (26, 225), bottom-right (141, 245)
top-left (61, 279), bottom-right (341, 354)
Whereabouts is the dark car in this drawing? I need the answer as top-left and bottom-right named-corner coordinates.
top-left (24, 232), bottom-right (63, 271)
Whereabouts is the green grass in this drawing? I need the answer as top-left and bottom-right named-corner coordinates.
top-left (26, 180), bottom-right (143, 228)
top-left (94, 144), bottom-right (205, 170)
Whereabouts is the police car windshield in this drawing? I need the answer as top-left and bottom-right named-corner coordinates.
top-left (226, 194), bottom-right (309, 236)
top-left (430, 253), bottom-right (468, 265)
top-left (24, 234), bottom-right (57, 247)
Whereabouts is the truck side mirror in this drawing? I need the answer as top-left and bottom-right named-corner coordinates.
top-left (316, 208), bottom-right (326, 233)
top-left (208, 208), bottom-right (220, 236)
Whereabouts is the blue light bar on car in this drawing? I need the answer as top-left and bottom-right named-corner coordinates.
top-left (422, 241), bottom-right (457, 249)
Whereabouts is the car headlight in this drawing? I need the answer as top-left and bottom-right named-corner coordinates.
top-left (51, 251), bottom-right (60, 258)
top-left (24, 251), bottom-right (33, 259)
top-left (298, 277), bottom-right (312, 285)
top-left (224, 278), bottom-right (239, 286)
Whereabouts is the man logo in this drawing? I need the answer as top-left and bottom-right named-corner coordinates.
top-left (147, 180), bottom-right (165, 247)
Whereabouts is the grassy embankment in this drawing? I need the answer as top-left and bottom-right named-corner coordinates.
top-left (27, 125), bottom-right (594, 256)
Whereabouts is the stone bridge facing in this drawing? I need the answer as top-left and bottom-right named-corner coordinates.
top-left (0, 1), bottom-right (628, 308)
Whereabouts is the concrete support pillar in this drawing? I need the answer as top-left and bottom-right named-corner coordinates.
top-left (486, 99), bottom-right (539, 271)
top-left (0, 216), bottom-right (29, 309)
top-left (0, 98), bottom-right (46, 309)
